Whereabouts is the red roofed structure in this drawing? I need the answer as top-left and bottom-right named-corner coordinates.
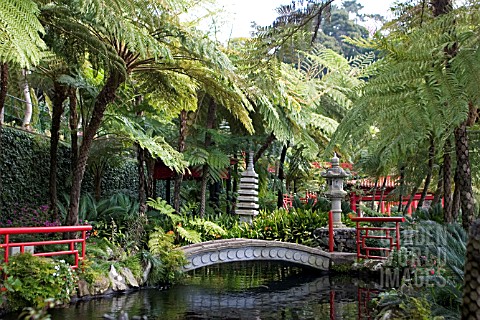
top-left (347, 176), bottom-right (437, 215)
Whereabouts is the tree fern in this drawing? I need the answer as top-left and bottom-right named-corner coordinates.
top-left (0, 0), bottom-right (45, 67)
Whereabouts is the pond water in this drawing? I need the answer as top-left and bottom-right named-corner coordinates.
top-left (6, 262), bottom-right (381, 319)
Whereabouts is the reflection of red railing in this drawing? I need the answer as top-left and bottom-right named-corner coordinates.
top-left (350, 217), bottom-right (405, 260)
top-left (0, 226), bottom-right (92, 269)
top-left (357, 287), bottom-right (379, 319)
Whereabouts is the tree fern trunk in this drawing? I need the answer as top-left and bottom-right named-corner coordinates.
top-left (93, 164), bottom-right (102, 201)
top-left (231, 153), bottom-right (238, 214)
top-left (417, 136), bottom-right (435, 210)
top-left (377, 177), bottom-right (387, 213)
top-left (432, 166), bottom-right (443, 206)
top-left (277, 143), bottom-right (288, 209)
top-left (254, 132), bottom-right (276, 164)
top-left (443, 139), bottom-right (453, 223)
top-left (455, 120), bottom-right (475, 229)
top-left (398, 167), bottom-right (405, 213)
top-left (0, 63), bottom-right (8, 124)
top-left (67, 70), bottom-right (125, 226)
top-left (146, 150), bottom-right (155, 201)
top-left (403, 184), bottom-right (419, 216)
top-left (462, 218), bottom-right (480, 319)
top-left (69, 88), bottom-right (78, 173)
top-left (452, 171), bottom-right (461, 222)
top-left (49, 82), bottom-right (68, 219)
top-left (371, 179), bottom-right (378, 210)
top-left (20, 69), bottom-right (33, 130)
top-left (0, 62), bottom-right (8, 212)
top-left (174, 110), bottom-right (187, 213)
top-left (199, 171), bottom-right (208, 217)
top-left (137, 144), bottom-right (147, 215)
top-left (199, 99), bottom-right (216, 218)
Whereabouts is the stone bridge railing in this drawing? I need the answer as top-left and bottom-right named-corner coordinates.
top-left (179, 238), bottom-right (355, 272)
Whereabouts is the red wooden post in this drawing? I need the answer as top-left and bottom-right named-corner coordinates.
top-left (329, 211), bottom-right (334, 252)
top-left (350, 193), bottom-right (357, 212)
top-left (4, 234), bottom-right (9, 264)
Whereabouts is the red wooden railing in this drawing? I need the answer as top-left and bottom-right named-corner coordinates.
top-left (349, 216), bottom-right (405, 260)
top-left (0, 225), bottom-right (92, 269)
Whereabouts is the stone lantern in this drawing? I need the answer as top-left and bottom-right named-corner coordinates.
top-left (321, 153), bottom-right (349, 228)
top-left (235, 151), bottom-right (259, 224)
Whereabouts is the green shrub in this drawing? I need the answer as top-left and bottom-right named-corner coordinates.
top-left (147, 227), bottom-right (187, 284)
top-left (1, 253), bottom-right (78, 311)
top-left (228, 208), bottom-right (330, 245)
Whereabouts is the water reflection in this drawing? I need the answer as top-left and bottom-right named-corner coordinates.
top-left (43, 262), bottom-right (378, 320)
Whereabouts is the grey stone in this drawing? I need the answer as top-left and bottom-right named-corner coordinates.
top-left (77, 279), bottom-right (90, 297)
top-left (140, 260), bottom-right (151, 286)
top-left (109, 265), bottom-right (127, 291)
top-left (92, 275), bottom-right (110, 295)
top-left (121, 267), bottom-right (139, 288)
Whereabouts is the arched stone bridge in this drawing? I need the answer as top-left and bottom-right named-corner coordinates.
top-left (180, 238), bottom-right (355, 272)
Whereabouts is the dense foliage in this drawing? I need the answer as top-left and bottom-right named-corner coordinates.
top-left (0, 127), bottom-right (138, 218)
top-left (1, 254), bottom-right (78, 311)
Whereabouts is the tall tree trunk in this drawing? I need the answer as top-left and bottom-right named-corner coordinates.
top-left (226, 166), bottom-right (232, 214)
top-left (417, 136), bottom-right (435, 210)
top-left (49, 82), bottom-right (68, 219)
top-left (452, 168), bottom-right (461, 222)
top-left (137, 144), bottom-right (147, 215)
top-left (432, 166), bottom-right (443, 206)
top-left (398, 167), bottom-right (405, 213)
top-left (173, 110), bottom-right (187, 213)
top-left (276, 143), bottom-right (288, 209)
top-left (403, 183), bottom-right (419, 216)
top-left (67, 70), bottom-right (125, 226)
top-left (0, 62), bottom-right (8, 212)
top-left (443, 139), bottom-right (453, 223)
top-left (145, 150), bottom-right (155, 200)
top-left (231, 153), bottom-right (238, 214)
top-left (69, 88), bottom-right (79, 173)
top-left (254, 132), bottom-right (276, 164)
top-left (461, 218), bottom-right (480, 319)
top-left (0, 63), bottom-right (7, 124)
top-left (165, 180), bottom-right (171, 204)
top-left (93, 164), bottom-right (102, 201)
top-left (432, 0), bottom-right (475, 229)
top-left (371, 179), bottom-right (378, 210)
top-left (455, 118), bottom-right (475, 229)
top-left (377, 177), bottom-right (387, 213)
top-left (19, 69), bottom-right (33, 130)
top-left (199, 99), bottom-right (217, 218)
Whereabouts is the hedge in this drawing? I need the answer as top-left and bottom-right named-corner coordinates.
top-left (0, 126), bottom-right (138, 212)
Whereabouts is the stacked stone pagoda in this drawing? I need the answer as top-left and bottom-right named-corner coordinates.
top-left (321, 153), bottom-right (349, 228)
top-left (235, 151), bottom-right (259, 223)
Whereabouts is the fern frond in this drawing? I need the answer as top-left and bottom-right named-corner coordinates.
top-left (0, 0), bottom-right (46, 67)
top-left (176, 226), bottom-right (201, 244)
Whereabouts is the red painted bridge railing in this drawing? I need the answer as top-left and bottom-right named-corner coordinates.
top-left (349, 216), bottom-right (405, 260)
top-left (0, 225), bottom-right (92, 269)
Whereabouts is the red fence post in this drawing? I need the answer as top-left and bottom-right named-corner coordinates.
top-left (329, 211), bottom-right (334, 252)
top-left (3, 234), bottom-right (9, 264)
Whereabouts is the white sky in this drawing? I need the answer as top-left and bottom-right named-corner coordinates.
top-left (205, 0), bottom-right (396, 42)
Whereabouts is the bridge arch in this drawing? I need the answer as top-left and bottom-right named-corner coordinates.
top-left (180, 239), bottom-right (354, 272)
